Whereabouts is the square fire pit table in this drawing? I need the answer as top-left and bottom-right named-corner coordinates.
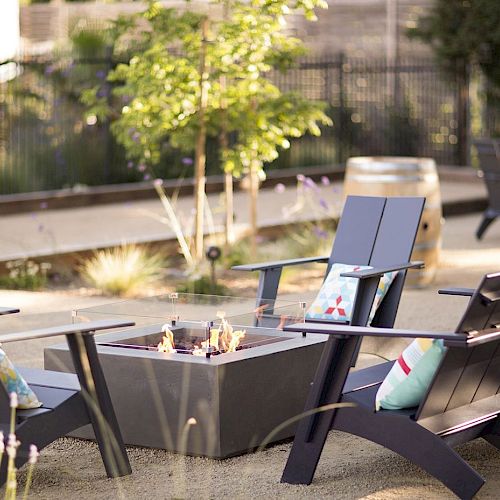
top-left (44, 293), bottom-right (327, 458)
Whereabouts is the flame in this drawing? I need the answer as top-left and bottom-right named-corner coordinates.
top-left (158, 314), bottom-right (245, 356)
top-left (201, 327), bottom-right (221, 352)
top-left (200, 311), bottom-right (245, 353)
top-left (157, 324), bottom-right (176, 353)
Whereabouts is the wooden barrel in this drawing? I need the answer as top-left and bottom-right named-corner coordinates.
top-left (343, 156), bottom-right (442, 287)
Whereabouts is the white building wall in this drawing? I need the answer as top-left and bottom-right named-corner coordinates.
top-left (0, 0), bottom-right (20, 61)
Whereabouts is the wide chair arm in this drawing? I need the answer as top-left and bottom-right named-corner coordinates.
top-left (232, 255), bottom-right (330, 272)
top-left (340, 261), bottom-right (424, 279)
top-left (232, 256), bottom-right (330, 306)
top-left (0, 319), bottom-right (134, 343)
top-left (438, 288), bottom-right (475, 297)
top-left (283, 322), bottom-right (500, 348)
top-left (0, 307), bottom-right (20, 316)
top-left (284, 322), bottom-right (463, 342)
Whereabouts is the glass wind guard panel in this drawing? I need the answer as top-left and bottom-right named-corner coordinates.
top-left (73, 293), bottom-right (307, 333)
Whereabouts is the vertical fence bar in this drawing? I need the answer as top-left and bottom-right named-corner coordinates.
top-left (457, 66), bottom-right (471, 166)
top-left (103, 46), bottom-right (113, 184)
top-left (337, 52), bottom-right (345, 164)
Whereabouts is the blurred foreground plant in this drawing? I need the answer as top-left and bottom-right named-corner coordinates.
top-left (1, 393), bottom-right (39, 500)
top-left (80, 244), bottom-right (165, 296)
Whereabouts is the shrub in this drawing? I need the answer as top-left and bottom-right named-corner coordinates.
top-left (176, 276), bottom-right (229, 296)
top-left (0, 260), bottom-right (50, 290)
top-left (80, 244), bottom-right (165, 296)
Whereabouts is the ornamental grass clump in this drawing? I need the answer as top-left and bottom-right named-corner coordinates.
top-left (81, 244), bottom-right (165, 296)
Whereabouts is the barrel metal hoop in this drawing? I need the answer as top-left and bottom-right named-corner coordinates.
top-left (345, 174), bottom-right (438, 184)
top-left (414, 240), bottom-right (440, 250)
top-left (421, 202), bottom-right (443, 210)
top-left (346, 158), bottom-right (436, 173)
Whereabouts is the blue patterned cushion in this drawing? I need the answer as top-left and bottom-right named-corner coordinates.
top-left (306, 263), bottom-right (397, 324)
top-left (0, 349), bottom-right (42, 409)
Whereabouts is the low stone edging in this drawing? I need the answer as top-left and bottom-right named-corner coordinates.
top-left (0, 164), bottom-right (483, 216)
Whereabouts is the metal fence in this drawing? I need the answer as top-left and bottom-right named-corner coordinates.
top-left (0, 54), bottom-right (475, 195)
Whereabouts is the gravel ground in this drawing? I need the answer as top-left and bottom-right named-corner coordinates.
top-left (1, 213), bottom-right (500, 499)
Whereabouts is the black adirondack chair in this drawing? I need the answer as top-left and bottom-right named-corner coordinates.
top-left (0, 317), bottom-right (134, 485)
top-left (232, 195), bottom-right (425, 334)
top-left (282, 271), bottom-right (500, 499)
top-left (474, 138), bottom-right (500, 240)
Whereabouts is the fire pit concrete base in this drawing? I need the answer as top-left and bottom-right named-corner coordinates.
top-left (44, 323), bottom-right (326, 458)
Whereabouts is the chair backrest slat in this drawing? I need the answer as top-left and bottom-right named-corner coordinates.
top-left (472, 342), bottom-right (500, 402)
top-left (474, 138), bottom-right (500, 212)
top-left (416, 272), bottom-right (500, 421)
top-left (327, 195), bottom-right (425, 328)
top-left (369, 197), bottom-right (425, 267)
top-left (369, 197), bottom-right (425, 327)
top-left (416, 348), bottom-right (471, 420)
top-left (445, 341), bottom-right (500, 411)
top-left (474, 138), bottom-right (500, 175)
top-left (456, 274), bottom-right (500, 334)
top-left (328, 196), bottom-right (386, 273)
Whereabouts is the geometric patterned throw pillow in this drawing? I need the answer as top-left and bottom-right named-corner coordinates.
top-left (370, 270), bottom-right (398, 323)
top-left (0, 348), bottom-right (42, 409)
top-left (305, 262), bottom-right (398, 325)
top-left (375, 338), bottom-right (447, 411)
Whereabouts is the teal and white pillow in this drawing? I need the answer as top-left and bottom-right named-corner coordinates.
top-left (0, 348), bottom-right (42, 409)
top-left (306, 262), bottom-right (397, 324)
top-left (375, 338), bottom-right (447, 411)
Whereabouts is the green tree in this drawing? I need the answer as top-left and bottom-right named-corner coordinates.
top-left (83, 0), bottom-right (331, 263)
top-left (409, 0), bottom-right (500, 86)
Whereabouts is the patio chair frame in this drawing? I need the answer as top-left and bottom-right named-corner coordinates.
top-left (474, 138), bottom-right (500, 240)
top-left (0, 316), bottom-right (134, 485)
top-left (233, 195), bottom-right (425, 363)
top-left (281, 271), bottom-right (500, 499)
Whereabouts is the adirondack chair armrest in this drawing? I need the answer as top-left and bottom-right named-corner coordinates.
top-left (340, 261), bottom-right (424, 279)
top-left (232, 256), bottom-right (330, 272)
top-left (283, 322), bottom-right (468, 345)
top-left (0, 307), bottom-right (20, 316)
top-left (438, 287), bottom-right (475, 297)
top-left (0, 319), bottom-right (135, 343)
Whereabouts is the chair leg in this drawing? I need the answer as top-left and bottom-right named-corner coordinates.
top-left (333, 404), bottom-right (485, 499)
top-left (254, 268), bottom-right (282, 327)
top-left (256, 268), bottom-right (282, 306)
top-left (476, 213), bottom-right (497, 240)
top-left (349, 277), bottom-right (380, 367)
top-left (281, 335), bottom-right (360, 485)
top-left (66, 333), bottom-right (131, 478)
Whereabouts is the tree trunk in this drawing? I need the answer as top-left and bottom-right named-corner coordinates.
top-left (193, 17), bottom-right (209, 262)
top-left (224, 171), bottom-right (234, 245)
top-left (219, 2), bottom-right (235, 247)
top-left (218, 63), bottom-right (235, 246)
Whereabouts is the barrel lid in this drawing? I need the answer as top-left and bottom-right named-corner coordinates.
top-left (346, 156), bottom-right (436, 173)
